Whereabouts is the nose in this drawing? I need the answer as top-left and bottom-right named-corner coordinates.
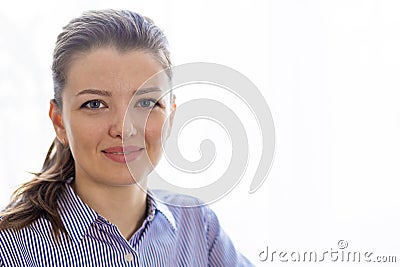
top-left (109, 109), bottom-right (138, 138)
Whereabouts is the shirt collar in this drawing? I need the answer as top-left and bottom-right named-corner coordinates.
top-left (57, 180), bottom-right (177, 243)
top-left (148, 191), bottom-right (177, 231)
top-left (57, 182), bottom-right (98, 243)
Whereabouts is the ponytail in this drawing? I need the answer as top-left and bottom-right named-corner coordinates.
top-left (0, 138), bottom-right (74, 240)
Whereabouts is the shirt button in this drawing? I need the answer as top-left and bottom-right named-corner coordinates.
top-left (148, 207), bottom-right (156, 221)
top-left (125, 253), bottom-right (134, 262)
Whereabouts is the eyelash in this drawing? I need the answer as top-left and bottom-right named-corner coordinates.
top-left (135, 99), bottom-right (160, 109)
top-left (81, 100), bottom-right (107, 110)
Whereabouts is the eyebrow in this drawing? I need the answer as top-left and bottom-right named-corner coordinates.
top-left (135, 87), bottom-right (162, 95)
top-left (75, 87), bottom-right (162, 97)
top-left (76, 89), bottom-right (111, 97)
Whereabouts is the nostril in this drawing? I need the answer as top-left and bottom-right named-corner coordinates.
top-left (108, 124), bottom-right (121, 138)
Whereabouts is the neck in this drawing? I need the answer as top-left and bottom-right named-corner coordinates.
top-left (72, 178), bottom-right (147, 240)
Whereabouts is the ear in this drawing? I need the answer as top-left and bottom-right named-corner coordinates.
top-left (49, 99), bottom-right (67, 145)
top-left (166, 94), bottom-right (176, 139)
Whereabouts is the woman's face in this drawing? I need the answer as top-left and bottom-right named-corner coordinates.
top-left (50, 47), bottom-right (174, 187)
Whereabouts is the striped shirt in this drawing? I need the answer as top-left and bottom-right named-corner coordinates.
top-left (0, 183), bottom-right (253, 266)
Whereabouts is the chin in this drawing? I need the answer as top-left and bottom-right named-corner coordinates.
top-left (114, 172), bottom-right (148, 185)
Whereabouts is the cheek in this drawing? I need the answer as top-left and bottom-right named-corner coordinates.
top-left (146, 110), bottom-right (170, 137)
top-left (145, 118), bottom-right (164, 145)
top-left (144, 113), bottom-right (169, 156)
top-left (67, 116), bottom-right (103, 151)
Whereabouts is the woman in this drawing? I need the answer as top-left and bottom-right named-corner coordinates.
top-left (0, 9), bottom-right (253, 266)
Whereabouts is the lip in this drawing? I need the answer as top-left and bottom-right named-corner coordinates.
top-left (102, 146), bottom-right (144, 163)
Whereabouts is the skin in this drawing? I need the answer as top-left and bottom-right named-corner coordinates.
top-left (49, 47), bottom-right (175, 239)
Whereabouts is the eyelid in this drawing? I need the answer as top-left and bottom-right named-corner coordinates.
top-left (81, 99), bottom-right (107, 109)
top-left (135, 98), bottom-right (159, 108)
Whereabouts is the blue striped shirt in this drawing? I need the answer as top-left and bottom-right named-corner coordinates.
top-left (0, 183), bottom-right (253, 266)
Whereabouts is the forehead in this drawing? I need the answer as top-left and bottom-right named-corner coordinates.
top-left (64, 47), bottom-right (168, 96)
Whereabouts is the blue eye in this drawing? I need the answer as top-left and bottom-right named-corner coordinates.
top-left (82, 100), bottom-right (106, 109)
top-left (137, 99), bottom-right (157, 108)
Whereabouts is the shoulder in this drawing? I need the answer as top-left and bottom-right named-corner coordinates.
top-left (151, 190), bottom-right (216, 218)
top-left (0, 217), bottom-right (66, 267)
top-left (0, 216), bottom-right (54, 247)
top-left (150, 191), bottom-right (254, 266)
top-left (151, 190), bottom-right (206, 207)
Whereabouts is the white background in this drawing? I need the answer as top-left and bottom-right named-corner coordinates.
top-left (1, 1), bottom-right (400, 266)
